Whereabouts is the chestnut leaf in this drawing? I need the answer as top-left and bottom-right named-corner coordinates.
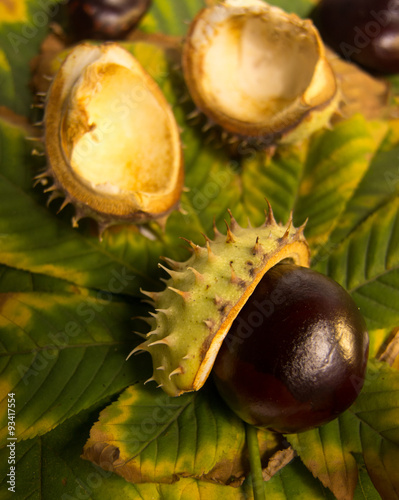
top-left (0, 289), bottom-right (150, 445)
top-left (0, 404), bottom-right (252, 500)
top-left (292, 116), bottom-right (388, 248)
top-left (82, 381), bottom-right (267, 487)
top-left (314, 197), bottom-right (399, 330)
top-left (82, 381), bottom-right (338, 495)
top-left (326, 140), bottom-right (399, 247)
top-left (0, 0), bottom-right (50, 115)
top-left (288, 361), bottom-right (399, 500)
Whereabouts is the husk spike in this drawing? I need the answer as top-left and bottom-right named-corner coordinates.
top-left (169, 366), bottom-right (184, 379)
top-left (224, 220), bottom-right (236, 243)
top-left (168, 286), bottom-right (191, 302)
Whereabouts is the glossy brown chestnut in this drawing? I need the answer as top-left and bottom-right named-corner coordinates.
top-left (212, 263), bottom-right (369, 434)
top-left (316, 0), bottom-right (399, 74)
top-left (67, 0), bottom-right (151, 40)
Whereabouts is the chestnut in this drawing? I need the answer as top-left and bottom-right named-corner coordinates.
top-left (316, 0), bottom-right (399, 74)
top-left (212, 263), bottom-right (369, 434)
top-left (66, 0), bottom-right (151, 41)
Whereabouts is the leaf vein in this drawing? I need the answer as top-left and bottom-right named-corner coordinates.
top-left (124, 397), bottom-right (194, 462)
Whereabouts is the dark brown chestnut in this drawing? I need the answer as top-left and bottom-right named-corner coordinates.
top-left (66, 0), bottom-right (151, 41)
top-left (212, 263), bottom-right (369, 434)
top-left (316, 0), bottom-right (399, 74)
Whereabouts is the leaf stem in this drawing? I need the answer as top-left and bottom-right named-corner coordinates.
top-left (246, 423), bottom-right (266, 500)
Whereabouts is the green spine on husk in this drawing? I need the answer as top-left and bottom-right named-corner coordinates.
top-left (132, 207), bottom-right (310, 397)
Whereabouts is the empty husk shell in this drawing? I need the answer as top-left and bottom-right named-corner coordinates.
top-left (39, 42), bottom-right (184, 231)
top-left (182, 0), bottom-right (340, 146)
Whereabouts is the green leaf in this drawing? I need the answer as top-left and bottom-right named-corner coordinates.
top-left (351, 362), bottom-right (399, 500)
top-left (314, 197), bottom-right (399, 330)
top-left (293, 116), bottom-right (387, 251)
top-left (366, 326), bottom-right (394, 360)
top-left (0, 404), bottom-right (253, 500)
top-left (288, 413), bottom-right (360, 500)
top-left (326, 144), bottom-right (399, 248)
top-left (0, 0), bottom-right (59, 115)
top-left (288, 361), bottom-right (399, 500)
top-left (264, 458), bottom-right (336, 499)
top-left (141, 0), bottom-right (206, 37)
top-left (240, 145), bottom-right (306, 226)
top-left (82, 382), bottom-right (251, 486)
top-left (0, 264), bottom-right (88, 294)
top-left (0, 49), bottom-right (15, 109)
top-left (0, 291), bottom-right (150, 444)
top-left (353, 455), bottom-right (381, 500)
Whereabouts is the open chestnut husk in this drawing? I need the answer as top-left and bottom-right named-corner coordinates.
top-left (134, 209), bottom-right (310, 396)
top-left (182, 0), bottom-right (340, 146)
top-left (38, 42), bottom-right (183, 232)
top-left (212, 262), bottom-right (369, 434)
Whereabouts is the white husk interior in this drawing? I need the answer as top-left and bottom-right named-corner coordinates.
top-left (201, 10), bottom-right (318, 122)
top-left (183, 0), bottom-right (339, 142)
top-left (62, 45), bottom-right (179, 198)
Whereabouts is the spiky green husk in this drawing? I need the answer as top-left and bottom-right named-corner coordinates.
top-left (132, 208), bottom-right (310, 396)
